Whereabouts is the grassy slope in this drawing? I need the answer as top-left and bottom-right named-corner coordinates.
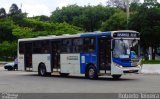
top-left (142, 60), bottom-right (160, 64)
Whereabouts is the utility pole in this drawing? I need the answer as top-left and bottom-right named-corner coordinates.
top-left (124, 0), bottom-right (130, 29)
top-left (126, 0), bottom-right (130, 26)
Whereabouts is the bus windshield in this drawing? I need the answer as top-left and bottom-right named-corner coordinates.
top-left (113, 39), bottom-right (139, 59)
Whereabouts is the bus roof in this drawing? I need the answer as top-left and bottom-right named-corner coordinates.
top-left (18, 30), bottom-right (139, 42)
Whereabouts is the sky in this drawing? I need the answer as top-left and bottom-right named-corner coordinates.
top-left (0, 0), bottom-right (159, 17)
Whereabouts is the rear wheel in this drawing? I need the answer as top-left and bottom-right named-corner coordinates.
top-left (112, 75), bottom-right (121, 79)
top-left (38, 64), bottom-right (47, 76)
top-left (85, 65), bottom-right (98, 79)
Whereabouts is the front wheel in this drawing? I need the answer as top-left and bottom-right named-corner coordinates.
top-left (38, 64), bottom-right (47, 76)
top-left (112, 75), bottom-right (121, 79)
top-left (85, 65), bottom-right (98, 79)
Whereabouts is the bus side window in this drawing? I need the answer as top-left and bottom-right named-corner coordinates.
top-left (73, 38), bottom-right (83, 53)
top-left (61, 39), bottom-right (72, 53)
top-left (41, 40), bottom-right (49, 53)
top-left (33, 41), bottom-right (42, 54)
top-left (19, 42), bottom-right (24, 54)
top-left (83, 38), bottom-right (95, 53)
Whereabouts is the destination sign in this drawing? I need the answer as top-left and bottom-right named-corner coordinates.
top-left (113, 32), bottom-right (139, 38)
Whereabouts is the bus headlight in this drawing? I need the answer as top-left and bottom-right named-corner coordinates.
top-left (114, 63), bottom-right (123, 68)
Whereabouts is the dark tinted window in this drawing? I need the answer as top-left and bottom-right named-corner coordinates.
top-left (33, 41), bottom-right (42, 53)
top-left (72, 38), bottom-right (83, 53)
top-left (61, 39), bottom-right (72, 53)
top-left (19, 42), bottom-right (24, 54)
top-left (33, 40), bottom-right (50, 54)
top-left (61, 37), bottom-right (95, 53)
top-left (41, 40), bottom-right (49, 53)
top-left (83, 37), bottom-right (95, 53)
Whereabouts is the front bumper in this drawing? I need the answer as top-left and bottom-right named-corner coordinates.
top-left (111, 63), bottom-right (142, 75)
top-left (122, 66), bottom-right (141, 73)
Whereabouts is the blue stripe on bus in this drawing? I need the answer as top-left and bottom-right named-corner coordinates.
top-left (112, 58), bottom-right (132, 67)
top-left (80, 32), bottom-right (111, 37)
top-left (79, 32), bottom-right (112, 74)
top-left (80, 53), bottom-right (97, 74)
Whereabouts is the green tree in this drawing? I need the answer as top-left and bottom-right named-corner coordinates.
top-left (0, 18), bottom-right (16, 43)
top-left (32, 15), bottom-right (50, 22)
top-left (0, 3), bottom-right (83, 61)
top-left (129, 0), bottom-right (160, 60)
top-left (0, 41), bottom-right (17, 61)
top-left (0, 8), bottom-right (6, 18)
top-left (12, 18), bottom-right (82, 38)
top-left (12, 25), bottom-right (33, 38)
top-left (51, 4), bottom-right (117, 32)
top-left (8, 3), bottom-right (27, 26)
top-left (8, 3), bottom-right (21, 16)
top-left (101, 11), bottom-right (127, 31)
top-left (51, 4), bottom-right (83, 24)
top-left (73, 5), bottom-right (116, 32)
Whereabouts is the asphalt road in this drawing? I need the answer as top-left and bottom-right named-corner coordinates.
top-left (0, 67), bottom-right (160, 93)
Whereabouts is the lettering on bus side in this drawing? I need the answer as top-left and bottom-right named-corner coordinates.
top-left (67, 56), bottom-right (78, 60)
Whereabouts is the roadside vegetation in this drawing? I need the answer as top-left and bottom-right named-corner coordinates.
top-left (142, 60), bottom-right (160, 64)
top-left (0, 0), bottom-right (160, 61)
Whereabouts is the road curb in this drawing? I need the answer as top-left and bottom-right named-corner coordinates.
top-left (141, 64), bottom-right (160, 74)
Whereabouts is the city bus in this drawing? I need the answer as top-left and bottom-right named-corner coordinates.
top-left (18, 30), bottom-right (142, 79)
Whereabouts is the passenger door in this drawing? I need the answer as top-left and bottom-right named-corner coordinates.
top-left (24, 43), bottom-right (33, 70)
top-left (98, 37), bottom-right (111, 71)
top-left (51, 41), bottom-right (61, 71)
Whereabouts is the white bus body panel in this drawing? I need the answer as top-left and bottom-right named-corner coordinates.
top-left (111, 62), bottom-right (142, 75)
top-left (111, 63), bottom-right (123, 75)
top-left (60, 54), bottom-right (80, 74)
top-left (32, 54), bottom-right (51, 72)
top-left (18, 54), bottom-right (25, 70)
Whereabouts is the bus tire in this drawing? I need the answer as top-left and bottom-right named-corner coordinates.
top-left (38, 63), bottom-right (47, 76)
top-left (112, 75), bottom-right (121, 79)
top-left (60, 73), bottom-right (69, 77)
top-left (86, 65), bottom-right (98, 80)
